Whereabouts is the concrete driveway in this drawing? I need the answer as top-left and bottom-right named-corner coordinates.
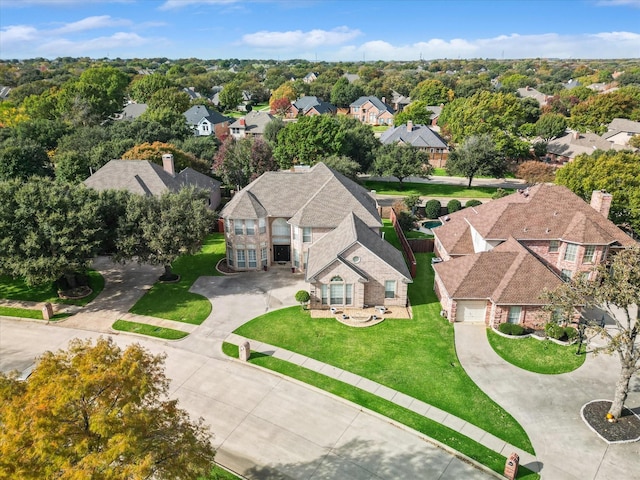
top-left (455, 324), bottom-right (640, 480)
top-left (0, 318), bottom-right (495, 480)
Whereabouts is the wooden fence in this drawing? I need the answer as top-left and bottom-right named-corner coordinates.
top-left (389, 208), bottom-right (417, 278)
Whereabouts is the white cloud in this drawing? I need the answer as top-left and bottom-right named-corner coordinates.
top-left (241, 26), bottom-right (362, 50)
top-left (331, 32), bottom-right (640, 61)
top-left (159, 0), bottom-right (240, 10)
top-left (39, 32), bottom-right (154, 57)
top-left (52, 16), bottom-right (131, 34)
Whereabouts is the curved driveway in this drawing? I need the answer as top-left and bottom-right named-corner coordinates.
top-left (455, 324), bottom-right (640, 480)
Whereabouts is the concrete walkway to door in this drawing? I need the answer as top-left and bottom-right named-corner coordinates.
top-left (454, 323), bottom-right (640, 480)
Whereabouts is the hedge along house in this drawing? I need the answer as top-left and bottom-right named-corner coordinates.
top-left (220, 163), bottom-right (411, 309)
top-left (432, 185), bottom-right (635, 329)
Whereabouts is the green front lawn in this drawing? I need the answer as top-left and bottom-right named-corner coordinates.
top-left (129, 234), bottom-right (225, 324)
top-left (0, 269), bottom-right (105, 307)
top-left (0, 305), bottom-right (71, 320)
top-left (487, 330), bottom-right (586, 374)
top-left (222, 343), bottom-right (537, 479)
top-left (232, 253), bottom-right (533, 454)
top-left (112, 319), bottom-right (189, 340)
top-left (363, 180), bottom-right (504, 198)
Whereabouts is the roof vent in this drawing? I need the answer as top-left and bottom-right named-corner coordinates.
top-left (546, 228), bottom-right (551, 233)
top-left (444, 215), bottom-right (450, 221)
top-left (553, 211), bottom-right (559, 216)
top-left (523, 227), bottom-right (528, 232)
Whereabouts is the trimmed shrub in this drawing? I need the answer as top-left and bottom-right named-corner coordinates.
top-left (498, 322), bottom-right (525, 336)
top-left (424, 199), bottom-right (441, 219)
top-left (447, 199), bottom-right (462, 213)
top-left (295, 290), bottom-right (310, 308)
top-left (544, 322), bottom-right (564, 340)
top-left (465, 199), bottom-right (482, 208)
top-left (564, 326), bottom-right (578, 341)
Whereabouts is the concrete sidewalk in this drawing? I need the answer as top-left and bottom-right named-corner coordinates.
top-left (225, 333), bottom-right (539, 472)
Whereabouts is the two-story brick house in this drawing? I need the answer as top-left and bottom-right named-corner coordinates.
top-left (220, 163), bottom-right (411, 309)
top-left (432, 185), bottom-right (635, 328)
top-left (349, 96), bottom-right (395, 126)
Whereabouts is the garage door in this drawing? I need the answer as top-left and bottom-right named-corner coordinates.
top-left (456, 300), bottom-right (487, 323)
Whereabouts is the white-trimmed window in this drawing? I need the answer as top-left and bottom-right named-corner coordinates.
top-left (321, 285), bottom-right (328, 305)
top-left (258, 217), bottom-right (266, 234)
top-left (549, 240), bottom-right (559, 253)
top-left (507, 306), bottom-right (521, 324)
top-left (245, 220), bottom-right (255, 235)
top-left (584, 245), bottom-right (596, 263)
top-left (345, 284), bottom-right (352, 305)
top-left (293, 249), bottom-right (299, 268)
top-left (303, 251), bottom-right (308, 270)
top-left (330, 282), bottom-right (343, 304)
top-left (237, 249), bottom-right (246, 268)
top-left (292, 226), bottom-right (298, 240)
top-left (261, 245), bottom-right (268, 267)
top-left (303, 227), bottom-right (312, 243)
top-left (384, 280), bottom-right (396, 299)
top-left (225, 218), bottom-right (231, 233)
top-left (227, 249), bottom-right (234, 267)
top-left (561, 269), bottom-right (572, 281)
top-left (248, 248), bottom-right (257, 268)
top-left (564, 243), bottom-right (578, 262)
top-left (234, 219), bottom-right (244, 235)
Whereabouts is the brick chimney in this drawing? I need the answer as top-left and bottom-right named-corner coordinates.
top-left (406, 120), bottom-right (413, 132)
top-left (162, 153), bottom-right (175, 176)
top-left (590, 190), bottom-right (612, 218)
top-left (239, 118), bottom-right (246, 127)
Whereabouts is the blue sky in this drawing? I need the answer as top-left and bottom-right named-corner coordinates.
top-left (1, 0), bottom-right (639, 60)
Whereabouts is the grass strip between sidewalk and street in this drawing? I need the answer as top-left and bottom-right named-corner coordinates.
top-left (487, 329), bottom-right (586, 374)
top-left (222, 343), bottom-right (538, 480)
top-left (112, 319), bottom-right (189, 340)
top-left (129, 234), bottom-right (225, 325)
top-left (0, 269), bottom-right (105, 306)
top-left (0, 305), bottom-right (71, 321)
top-left (363, 180), bottom-right (505, 198)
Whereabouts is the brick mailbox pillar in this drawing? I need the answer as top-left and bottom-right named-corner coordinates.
top-left (504, 452), bottom-right (519, 480)
top-left (42, 302), bottom-right (54, 321)
top-left (238, 341), bottom-right (250, 362)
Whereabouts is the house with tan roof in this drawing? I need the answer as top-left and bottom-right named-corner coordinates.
top-left (546, 131), bottom-right (624, 165)
top-left (221, 163), bottom-right (411, 309)
top-left (229, 111), bottom-right (275, 139)
top-left (602, 118), bottom-right (640, 147)
top-left (432, 185), bottom-right (635, 328)
top-left (84, 154), bottom-right (221, 209)
top-left (379, 121), bottom-right (449, 167)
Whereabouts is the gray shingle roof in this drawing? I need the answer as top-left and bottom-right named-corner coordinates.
top-left (306, 212), bottom-right (411, 282)
top-left (83, 160), bottom-right (220, 196)
top-left (221, 163), bottom-right (381, 229)
top-left (229, 111), bottom-right (275, 134)
top-left (292, 96), bottom-right (337, 115)
top-left (379, 124), bottom-right (448, 149)
top-left (350, 96), bottom-right (394, 114)
top-left (607, 118), bottom-right (640, 134)
top-left (183, 105), bottom-right (230, 126)
top-left (547, 131), bottom-right (619, 158)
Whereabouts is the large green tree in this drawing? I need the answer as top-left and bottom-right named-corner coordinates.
top-left (213, 137), bottom-right (276, 188)
top-left (0, 179), bottom-right (102, 286)
top-left (410, 79), bottom-right (449, 105)
top-left (218, 81), bottom-right (243, 111)
top-left (439, 91), bottom-right (527, 143)
top-left (394, 100), bottom-right (434, 126)
top-left (555, 150), bottom-right (640, 233)
top-left (0, 337), bottom-right (216, 479)
top-left (535, 112), bottom-right (568, 141)
top-left (542, 246), bottom-right (640, 420)
top-left (446, 134), bottom-right (505, 187)
top-left (569, 89), bottom-right (640, 133)
top-left (0, 138), bottom-right (52, 181)
top-left (116, 188), bottom-right (215, 279)
top-left (129, 73), bottom-right (174, 103)
top-left (372, 143), bottom-right (431, 184)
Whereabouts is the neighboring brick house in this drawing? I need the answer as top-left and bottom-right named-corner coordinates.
top-left (183, 105), bottom-right (231, 138)
top-left (602, 118), bottom-right (640, 147)
top-left (391, 90), bottom-right (411, 112)
top-left (546, 131), bottom-right (624, 165)
top-left (84, 154), bottom-right (221, 209)
top-left (432, 185), bottom-right (635, 328)
top-left (349, 96), bottom-right (394, 126)
top-left (285, 96), bottom-right (337, 119)
top-left (516, 86), bottom-right (549, 106)
top-left (220, 163), bottom-right (411, 309)
top-left (303, 72), bottom-right (319, 84)
top-left (379, 121), bottom-right (449, 167)
top-left (229, 111), bottom-right (275, 139)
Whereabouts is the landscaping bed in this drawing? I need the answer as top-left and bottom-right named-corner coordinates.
top-left (582, 400), bottom-right (640, 443)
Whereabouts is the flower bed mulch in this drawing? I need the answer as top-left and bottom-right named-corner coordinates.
top-left (582, 400), bottom-right (640, 443)
top-left (216, 259), bottom-right (236, 274)
top-left (58, 286), bottom-right (92, 299)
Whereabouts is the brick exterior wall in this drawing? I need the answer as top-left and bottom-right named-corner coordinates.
top-left (309, 243), bottom-right (409, 309)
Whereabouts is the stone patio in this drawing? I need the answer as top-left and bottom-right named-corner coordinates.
top-left (309, 306), bottom-right (413, 327)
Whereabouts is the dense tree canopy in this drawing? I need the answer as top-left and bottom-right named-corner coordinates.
top-left (0, 138), bottom-right (52, 181)
top-left (0, 179), bottom-right (102, 286)
top-left (213, 136), bottom-right (276, 188)
top-left (535, 112), bottom-right (568, 141)
top-left (445, 134), bottom-right (505, 187)
top-left (122, 141), bottom-right (211, 174)
top-left (128, 73), bottom-right (174, 103)
top-left (569, 89), bottom-right (640, 133)
top-left (0, 337), bottom-right (216, 479)
top-left (410, 79), bottom-right (449, 105)
top-left (372, 143), bottom-right (431, 184)
top-left (555, 150), bottom-right (640, 233)
top-left (394, 100), bottom-right (434, 126)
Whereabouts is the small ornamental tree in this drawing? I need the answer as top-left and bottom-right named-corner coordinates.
top-left (465, 199), bottom-right (483, 208)
top-left (516, 160), bottom-right (556, 184)
top-left (542, 245), bottom-right (640, 420)
top-left (295, 290), bottom-right (310, 309)
top-left (424, 199), bottom-right (441, 219)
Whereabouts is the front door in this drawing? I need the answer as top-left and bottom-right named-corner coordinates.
top-left (273, 245), bottom-right (290, 262)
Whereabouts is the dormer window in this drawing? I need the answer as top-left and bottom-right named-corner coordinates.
top-left (549, 240), bottom-right (559, 253)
